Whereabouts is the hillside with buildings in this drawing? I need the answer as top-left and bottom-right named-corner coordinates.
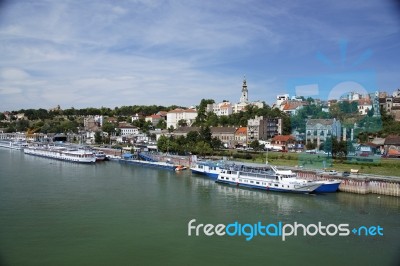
top-left (1, 79), bottom-right (400, 158)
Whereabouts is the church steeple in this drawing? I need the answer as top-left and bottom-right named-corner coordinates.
top-left (240, 75), bottom-right (248, 103)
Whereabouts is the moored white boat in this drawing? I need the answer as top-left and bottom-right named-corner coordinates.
top-left (190, 161), bottom-right (225, 180)
top-left (94, 150), bottom-right (107, 161)
top-left (0, 140), bottom-right (28, 150)
top-left (24, 144), bottom-right (96, 163)
top-left (216, 165), bottom-right (322, 193)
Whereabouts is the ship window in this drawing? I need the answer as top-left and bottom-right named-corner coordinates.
top-left (221, 177), bottom-right (224, 179)
top-left (250, 181), bottom-right (254, 184)
top-left (226, 178), bottom-right (229, 180)
top-left (274, 184), bottom-right (278, 187)
top-left (256, 182), bottom-right (260, 185)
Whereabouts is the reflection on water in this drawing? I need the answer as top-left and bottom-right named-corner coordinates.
top-left (0, 149), bottom-right (399, 266)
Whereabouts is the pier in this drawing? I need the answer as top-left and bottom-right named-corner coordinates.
top-left (296, 170), bottom-right (400, 197)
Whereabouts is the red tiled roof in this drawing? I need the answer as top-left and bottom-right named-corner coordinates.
top-left (271, 135), bottom-right (295, 142)
top-left (168, 108), bottom-right (197, 113)
top-left (146, 114), bottom-right (161, 119)
top-left (235, 127), bottom-right (247, 134)
top-left (358, 99), bottom-right (372, 105)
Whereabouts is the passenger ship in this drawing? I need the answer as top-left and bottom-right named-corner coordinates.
top-left (190, 161), bottom-right (225, 180)
top-left (24, 144), bottom-right (96, 163)
top-left (0, 140), bottom-right (28, 150)
top-left (216, 165), bottom-right (322, 193)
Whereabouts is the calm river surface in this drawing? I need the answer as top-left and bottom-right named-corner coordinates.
top-left (0, 149), bottom-right (399, 266)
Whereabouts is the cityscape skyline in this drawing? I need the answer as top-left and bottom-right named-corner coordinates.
top-left (0, 0), bottom-right (399, 112)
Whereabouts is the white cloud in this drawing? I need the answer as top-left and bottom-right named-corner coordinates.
top-left (0, 0), bottom-right (398, 111)
top-left (0, 67), bottom-right (30, 80)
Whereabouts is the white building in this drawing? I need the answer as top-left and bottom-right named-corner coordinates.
top-left (119, 124), bottom-right (140, 136)
top-left (276, 94), bottom-right (289, 107)
top-left (357, 98), bottom-right (373, 115)
top-left (166, 108), bottom-right (198, 129)
top-left (206, 102), bottom-right (233, 116)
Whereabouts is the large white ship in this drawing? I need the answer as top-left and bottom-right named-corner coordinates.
top-left (216, 165), bottom-right (322, 193)
top-left (24, 144), bottom-right (96, 163)
top-left (0, 140), bottom-right (28, 150)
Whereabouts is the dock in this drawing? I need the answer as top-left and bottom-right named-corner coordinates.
top-left (295, 170), bottom-right (400, 197)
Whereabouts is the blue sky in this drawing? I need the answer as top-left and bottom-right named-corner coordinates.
top-left (0, 0), bottom-right (399, 111)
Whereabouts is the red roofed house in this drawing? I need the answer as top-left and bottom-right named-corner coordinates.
top-left (358, 98), bottom-right (372, 115)
top-left (145, 114), bottom-right (163, 126)
top-left (235, 127), bottom-right (247, 146)
top-left (206, 101), bottom-right (233, 116)
top-left (271, 135), bottom-right (296, 152)
top-left (282, 101), bottom-right (307, 116)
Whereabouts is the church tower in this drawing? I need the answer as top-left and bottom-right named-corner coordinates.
top-left (240, 76), bottom-right (248, 103)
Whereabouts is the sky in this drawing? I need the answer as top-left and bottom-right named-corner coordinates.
top-left (0, 0), bottom-right (399, 111)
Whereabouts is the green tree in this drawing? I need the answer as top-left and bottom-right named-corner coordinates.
top-left (186, 131), bottom-right (199, 144)
top-left (156, 119), bottom-right (167, 129)
top-left (102, 122), bottom-right (116, 135)
top-left (94, 131), bottom-right (102, 144)
top-left (157, 135), bottom-right (169, 152)
top-left (194, 141), bottom-right (212, 156)
top-left (194, 99), bottom-right (214, 126)
top-left (178, 119), bottom-right (188, 127)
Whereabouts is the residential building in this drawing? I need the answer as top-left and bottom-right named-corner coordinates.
top-left (281, 101), bottom-right (307, 116)
top-left (276, 94), bottom-right (289, 108)
top-left (247, 116), bottom-right (282, 143)
top-left (235, 127), bottom-right (247, 146)
top-left (171, 126), bottom-right (199, 137)
top-left (131, 113), bottom-right (144, 122)
top-left (357, 98), bottom-right (372, 115)
top-left (270, 135), bottom-right (297, 151)
top-left (145, 114), bottom-right (163, 126)
top-left (210, 127), bottom-right (236, 148)
top-left (84, 116), bottom-right (101, 132)
top-left (106, 116), bottom-right (118, 124)
top-left (166, 108), bottom-right (197, 129)
top-left (305, 118), bottom-right (341, 147)
top-left (119, 123), bottom-right (139, 136)
top-left (384, 135), bottom-right (400, 157)
top-left (379, 89), bottom-right (400, 121)
top-left (206, 101), bottom-right (233, 116)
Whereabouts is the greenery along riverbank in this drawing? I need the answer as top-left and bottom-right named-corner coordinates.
top-left (212, 150), bottom-right (400, 177)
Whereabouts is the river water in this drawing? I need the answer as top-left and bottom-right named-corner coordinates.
top-left (0, 149), bottom-right (399, 266)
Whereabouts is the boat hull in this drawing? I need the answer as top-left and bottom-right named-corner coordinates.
top-left (119, 159), bottom-right (176, 170)
top-left (190, 168), bottom-right (219, 180)
top-left (315, 181), bottom-right (341, 193)
top-left (216, 179), bottom-right (320, 193)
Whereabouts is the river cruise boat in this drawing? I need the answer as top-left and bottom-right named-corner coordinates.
top-left (24, 144), bottom-right (96, 163)
top-left (190, 161), bottom-right (226, 180)
top-left (0, 140), bottom-right (28, 150)
top-left (216, 165), bottom-right (322, 193)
